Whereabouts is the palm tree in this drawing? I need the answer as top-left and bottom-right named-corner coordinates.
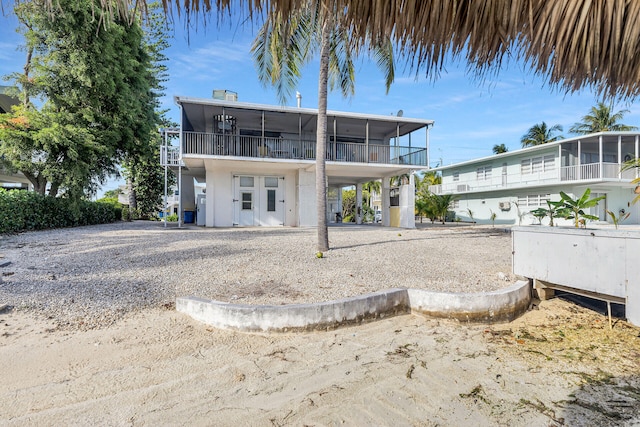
top-left (520, 122), bottom-right (563, 147)
top-left (569, 102), bottom-right (638, 134)
top-left (362, 180), bottom-right (381, 209)
top-left (251, 2), bottom-right (394, 252)
top-left (492, 144), bottom-right (508, 154)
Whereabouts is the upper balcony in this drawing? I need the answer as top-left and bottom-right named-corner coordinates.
top-left (169, 96), bottom-right (433, 171)
top-left (175, 132), bottom-right (426, 166)
top-left (430, 162), bottom-right (638, 195)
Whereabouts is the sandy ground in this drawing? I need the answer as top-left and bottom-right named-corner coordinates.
top-left (1, 298), bottom-right (639, 426)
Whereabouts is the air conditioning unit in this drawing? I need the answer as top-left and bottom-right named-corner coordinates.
top-left (499, 202), bottom-right (511, 211)
top-left (456, 184), bottom-right (469, 192)
top-left (212, 89), bottom-right (238, 102)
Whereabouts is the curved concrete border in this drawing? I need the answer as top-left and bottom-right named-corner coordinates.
top-left (176, 280), bottom-right (531, 333)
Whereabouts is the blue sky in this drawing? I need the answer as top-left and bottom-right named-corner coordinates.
top-left (1, 8), bottom-right (639, 195)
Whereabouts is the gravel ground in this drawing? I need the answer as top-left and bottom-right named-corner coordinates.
top-left (0, 221), bottom-right (515, 329)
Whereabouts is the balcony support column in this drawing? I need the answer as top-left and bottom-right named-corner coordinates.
top-left (365, 120), bottom-right (369, 163)
top-left (636, 135), bottom-right (639, 179)
top-left (618, 135), bottom-right (622, 179)
top-left (577, 139), bottom-right (581, 180)
top-left (355, 183), bottom-right (363, 224)
top-left (599, 135), bottom-right (603, 179)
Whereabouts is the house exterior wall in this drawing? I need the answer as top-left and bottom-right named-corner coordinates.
top-left (433, 132), bottom-right (640, 226)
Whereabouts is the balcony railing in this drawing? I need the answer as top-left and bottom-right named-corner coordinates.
top-left (160, 145), bottom-right (182, 166)
top-left (430, 162), bottom-right (636, 195)
top-left (178, 132), bottom-right (427, 166)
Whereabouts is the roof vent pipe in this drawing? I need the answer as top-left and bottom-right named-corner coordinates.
top-left (296, 91), bottom-right (302, 108)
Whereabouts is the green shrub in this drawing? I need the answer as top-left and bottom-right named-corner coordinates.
top-left (165, 213), bottom-right (178, 222)
top-left (0, 189), bottom-right (118, 234)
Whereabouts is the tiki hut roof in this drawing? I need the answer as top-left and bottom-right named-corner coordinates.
top-left (46, 0), bottom-right (640, 99)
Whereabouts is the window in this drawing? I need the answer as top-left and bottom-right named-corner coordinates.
top-left (517, 193), bottom-right (551, 207)
top-left (477, 166), bottom-right (492, 180)
top-left (267, 189), bottom-right (276, 212)
top-left (543, 155), bottom-right (555, 172)
top-left (241, 192), bottom-right (252, 210)
top-left (240, 176), bottom-right (254, 187)
top-left (532, 157), bottom-right (542, 173)
top-left (521, 155), bottom-right (556, 174)
top-left (453, 171), bottom-right (460, 182)
top-left (264, 177), bottom-right (279, 187)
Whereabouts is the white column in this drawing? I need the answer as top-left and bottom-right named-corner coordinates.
top-left (577, 139), bottom-right (582, 180)
top-left (599, 135), bottom-right (603, 179)
top-left (382, 177), bottom-right (391, 227)
top-left (355, 183), bottom-right (363, 224)
top-left (399, 174), bottom-right (416, 229)
top-left (618, 135), bottom-right (622, 179)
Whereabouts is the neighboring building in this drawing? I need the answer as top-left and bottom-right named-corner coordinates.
top-left (0, 85), bottom-right (31, 191)
top-left (429, 132), bottom-right (640, 225)
top-left (162, 95), bottom-right (433, 227)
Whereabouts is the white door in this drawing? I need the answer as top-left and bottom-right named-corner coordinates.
top-left (196, 194), bottom-right (206, 226)
top-left (234, 176), bottom-right (256, 226)
top-left (259, 176), bottom-right (284, 226)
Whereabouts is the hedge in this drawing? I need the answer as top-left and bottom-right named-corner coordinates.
top-left (0, 189), bottom-right (121, 234)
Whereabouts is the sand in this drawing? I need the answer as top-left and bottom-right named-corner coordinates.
top-left (1, 298), bottom-right (639, 426)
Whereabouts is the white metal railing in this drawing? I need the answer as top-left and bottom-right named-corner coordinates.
top-left (179, 132), bottom-right (427, 166)
top-left (160, 145), bottom-right (181, 166)
top-left (429, 162), bottom-right (633, 195)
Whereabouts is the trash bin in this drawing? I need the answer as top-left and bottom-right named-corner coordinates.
top-left (183, 210), bottom-right (195, 223)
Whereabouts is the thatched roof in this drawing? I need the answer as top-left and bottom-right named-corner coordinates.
top-left (37, 0), bottom-right (640, 99)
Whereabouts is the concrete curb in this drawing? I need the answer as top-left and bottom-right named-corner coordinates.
top-left (176, 280), bottom-right (531, 333)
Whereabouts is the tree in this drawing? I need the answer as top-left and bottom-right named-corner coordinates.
top-left (492, 144), bottom-right (508, 154)
top-left (569, 102), bottom-right (638, 134)
top-left (122, 2), bottom-right (173, 218)
top-left (362, 180), bottom-right (381, 209)
top-left (1, 0), bottom-right (158, 200)
top-left (251, 1), bottom-right (394, 251)
top-left (520, 122), bottom-right (563, 148)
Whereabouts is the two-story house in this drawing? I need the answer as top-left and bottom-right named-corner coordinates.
top-left (429, 132), bottom-right (640, 225)
top-left (161, 93), bottom-right (433, 228)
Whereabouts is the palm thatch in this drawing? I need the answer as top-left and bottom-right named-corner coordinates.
top-left (26, 0), bottom-right (640, 99)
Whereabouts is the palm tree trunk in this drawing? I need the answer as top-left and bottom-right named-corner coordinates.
top-left (316, 18), bottom-right (330, 252)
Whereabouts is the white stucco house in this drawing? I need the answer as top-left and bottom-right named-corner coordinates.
top-left (429, 132), bottom-right (640, 225)
top-left (161, 93), bottom-right (433, 228)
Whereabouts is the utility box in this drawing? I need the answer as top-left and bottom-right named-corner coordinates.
top-left (512, 226), bottom-right (640, 326)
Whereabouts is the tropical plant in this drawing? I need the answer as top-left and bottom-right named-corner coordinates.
top-left (556, 189), bottom-right (605, 228)
top-left (426, 193), bottom-right (455, 224)
top-left (251, 1), bottom-right (395, 251)
top-left (606, 209), bottom-right (630, 230)
top-left (492, 144), bottom-right (508, 154)
top-left (362, 180), bottom-right (381, 209)
top-left (569, 102), bottom-right (638, 134)
top-left (520, 122), bottom-right (563, 147)
top-left (622, 158), bottom-right (640, 204)
top-left (529, 200), bottom-right (564, 226)
top-left (489, 209), bottom-right (497, 227)
top-left (466, 208), bottom-right (475, 224)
